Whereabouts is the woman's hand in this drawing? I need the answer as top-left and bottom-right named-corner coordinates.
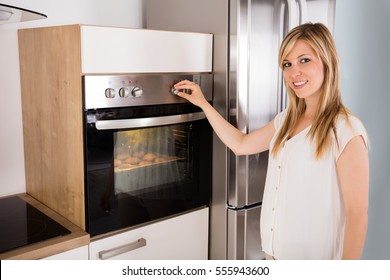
top-left (174, 80), bottom-right (208, 108)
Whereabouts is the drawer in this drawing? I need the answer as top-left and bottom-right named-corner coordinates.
top-left (89, 208), bottom-right (209, 260)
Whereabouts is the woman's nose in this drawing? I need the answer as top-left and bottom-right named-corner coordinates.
top-left (289, 65), bottom-right (302, 78)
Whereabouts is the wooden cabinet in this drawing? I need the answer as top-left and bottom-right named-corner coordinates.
top-left (19, 25), bottom-right (85, 230)
top-left (18, 25), bottom-right (212, 231)
top-left (89, 208), bottom-right (209, 260)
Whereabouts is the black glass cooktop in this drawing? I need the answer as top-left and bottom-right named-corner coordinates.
top-left (0, 196), bottom-right (71, 254)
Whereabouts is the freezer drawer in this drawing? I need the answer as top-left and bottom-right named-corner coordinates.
top-left (227, 205), bottom-right (265, 260)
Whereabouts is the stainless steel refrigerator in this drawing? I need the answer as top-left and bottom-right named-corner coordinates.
top-left (144, 0), bottom-right (336, 260)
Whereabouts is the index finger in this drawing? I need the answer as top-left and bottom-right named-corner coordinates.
top-left (174, 80), bottom-right (194, 87)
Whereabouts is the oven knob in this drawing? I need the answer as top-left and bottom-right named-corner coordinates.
top-left (119, 87), bottom-right (130, 98)
top-left (131, 87), bottom-right (143, 97)
top-left (105, 88), bottom-right (115, 98)
top-left (170, 87), bottom-right (191, 95)
top-left (170, 87), bottom-right (180, 95)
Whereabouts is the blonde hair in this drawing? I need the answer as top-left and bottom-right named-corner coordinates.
top-left (272, 22), bottom-right (350, 159)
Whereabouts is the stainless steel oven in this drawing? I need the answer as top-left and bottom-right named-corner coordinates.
top-left (83, 73), bottom-right (213, 237)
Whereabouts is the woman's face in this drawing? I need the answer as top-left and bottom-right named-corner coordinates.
top-left (282, 39), bottom-right (325, 103)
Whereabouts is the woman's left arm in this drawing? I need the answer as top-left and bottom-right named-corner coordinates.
top-left (337, 135), bottom-right (369, 260)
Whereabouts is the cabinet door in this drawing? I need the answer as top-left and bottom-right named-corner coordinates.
top-left (89, 208), bottom-right (209, 260)
top-left (42, 245), bottom-right (89, 260)
top-left (80, 26), bottom-right (212, 74)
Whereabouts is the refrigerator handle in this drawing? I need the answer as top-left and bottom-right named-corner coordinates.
top-left (297, 0), bottom-right (308, 25)
top-left (277, 71), bottom-right (288, 113)
top-left (277, 0), bottom-right (297, 113)
top-left (286, 0), bottom-right (298, 30)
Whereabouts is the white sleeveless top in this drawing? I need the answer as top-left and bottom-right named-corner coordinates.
top-left (260, 110), bottom-right (368, 260)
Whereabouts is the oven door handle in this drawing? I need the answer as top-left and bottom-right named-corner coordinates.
top-left (95, 111), bottom-right (206, 130)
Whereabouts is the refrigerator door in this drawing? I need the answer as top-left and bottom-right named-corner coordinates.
top-left (228, 0), bottom-right (286, 209)
top-left (227, 205), bottom-right (265, 259)
top-left (227, 0), bottom-right (287, 259)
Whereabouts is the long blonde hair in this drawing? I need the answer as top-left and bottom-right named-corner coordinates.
top-left (272, 22), bottom-right (349, 159)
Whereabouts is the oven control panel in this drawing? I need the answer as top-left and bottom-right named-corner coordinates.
top-left (83, 74), bottom-right (212, 110)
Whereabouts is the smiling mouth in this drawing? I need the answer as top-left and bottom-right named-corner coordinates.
top-left (293, 80), bottom-right (308, 86)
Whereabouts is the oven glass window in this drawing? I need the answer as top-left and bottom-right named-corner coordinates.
top-left (114, 125), bottom-right (191, 197)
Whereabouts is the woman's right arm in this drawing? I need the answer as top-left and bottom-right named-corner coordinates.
top-left (174, 80), bottom-right (275, 155)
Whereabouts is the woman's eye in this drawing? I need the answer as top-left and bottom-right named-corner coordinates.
top-left (283, 62), bottom-right (292, 68)
top-left (300, 58), bottom-right (311, 63)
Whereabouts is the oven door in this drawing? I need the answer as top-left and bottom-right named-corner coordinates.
top-left (84, 105), bottom-right (212, 237)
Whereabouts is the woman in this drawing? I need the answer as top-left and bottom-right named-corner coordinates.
top-left (174, 22), bottom-right (369, 260)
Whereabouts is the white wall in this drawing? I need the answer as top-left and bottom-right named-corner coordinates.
top-left (0, 0), bottom-right (143, 197)
top-left (334, 0), bottom-right (390, 259)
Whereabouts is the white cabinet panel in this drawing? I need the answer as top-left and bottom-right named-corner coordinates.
top-left (81, 26), bottom-right (213, 74)
top-left (42, 245), bottom-right (89, 260)
top-left (89, 208), bottom-right (209, 260)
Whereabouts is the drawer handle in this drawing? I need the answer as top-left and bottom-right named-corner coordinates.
top-left (98, 238), bottom-right (147, 260)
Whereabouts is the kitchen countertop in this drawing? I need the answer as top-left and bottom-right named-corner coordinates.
top-left (0, 193), bottom-right (89, 260)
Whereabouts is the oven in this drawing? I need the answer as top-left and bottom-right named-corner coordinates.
top-left (83, 73), bottom-right (213, 237)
